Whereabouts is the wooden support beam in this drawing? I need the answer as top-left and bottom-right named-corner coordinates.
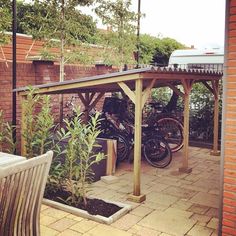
top-left (128, 79), bottom-right (146, 203)
top-left (202, 81), bottom-right (214, 94)
top-left (167, 83), bottom-right (184, 98)
top-left (118, 82), bottom-right (135, 104)
top-left (78, 93), bottom-right (87, 107)
top-left (179, 80), bottom-right (193, 173)
top-left (89, 92), bottom-right (105, 110)
top-left (211, 80), bottom-right (220, 156)
top-left (88, 92), bottom-right (96, 104)
top-left (141, 79), bottom-right (156, 108)
top-left (20, 95), bottom-right (27, 156)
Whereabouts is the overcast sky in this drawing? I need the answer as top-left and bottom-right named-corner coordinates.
top-left (82, 0), bottom-right (226, 49)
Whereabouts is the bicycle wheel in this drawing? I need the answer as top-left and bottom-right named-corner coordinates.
top-left (143, 137), bottom-right (172, 168)
top-left (157, 117), bottom-right (183, 153)
top-left (108, 133), bottom-right (130, 163)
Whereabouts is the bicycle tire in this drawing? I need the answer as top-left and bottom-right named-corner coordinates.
top-left (143, 137), bottom-right (172, 168)
top-left (108, 133), bottom-right (130, 162)
top-left (157, 117), bottom-right (183, 153)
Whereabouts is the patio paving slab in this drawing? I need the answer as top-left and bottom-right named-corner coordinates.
top-left (42, 207), bottom-right (70, 219)
top-left (40, 215), bottom-right (58, 226)
top-left (190, 213), bottom-right (212, 224)
top-left (187, 204), bottom-right (210, 214)
top-left (40, 225), bottom-right (59, 236)
top-left (130, 205), bottom-right (153, 217)
top-left (164, 207), bottom-right (193, 218)
top-left (163, 186), bottom-right (197, 199)
top-left (49, 218), bottom-right (78, 232)
top-left (190, 192), bottom-right (219, 208)
top-left (146, 192), bottom-right (179, 206)
top-left (187, 224), bottom-right (213, 236)
top-left (138, 210), bottom-right (197, 236)
top-left (128, 224), bottom-right (161, 236)
top-left (205, 208), bottom-right (219, 218)
top-left (70, 220), bottom-right (98, 234)
top-left (83, 224), bottom-right (132, 236)
top-left (170, 199), bottom-right (193, 210)
top-left (111, 213), bottom-right (142, 231)
top-left (58, 229), bottom-right (82, 236)
top-left (207, 217), bottom-right (219, 229)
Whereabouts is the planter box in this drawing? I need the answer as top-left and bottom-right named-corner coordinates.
top-left (42, 198), bottom-right (132, 224)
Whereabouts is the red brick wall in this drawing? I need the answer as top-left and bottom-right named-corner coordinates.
top-left (0, 61), bottom-right (114, 152)
top-left (222, 0), bottom-right (236, 235)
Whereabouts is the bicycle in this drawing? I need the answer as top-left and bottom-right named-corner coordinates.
top-left (123, 93), bottom-right (184, 153)
top-left (99, 107), bottom-right (172, 168)
top-left (145, 101), bottom-right (184, 153)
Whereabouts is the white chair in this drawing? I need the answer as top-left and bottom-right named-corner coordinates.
top-left (0, 151), bottom-right (53, 236)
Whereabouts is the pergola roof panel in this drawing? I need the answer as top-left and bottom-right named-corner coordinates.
top-left (14, 67), bottom-right (223, 95)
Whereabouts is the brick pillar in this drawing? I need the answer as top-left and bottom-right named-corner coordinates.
top-left (221, 0), bottom-right (236, 235)
top-left (33, 60), bottom-right (57, 85)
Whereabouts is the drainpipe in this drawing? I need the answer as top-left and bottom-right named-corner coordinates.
top-left (12, 0), bottom-right (17, 153)
top-left (218, 0), bottom-right (229, 234)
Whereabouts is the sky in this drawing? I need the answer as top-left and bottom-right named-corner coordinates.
top-left (82, 0), bottom-right (226, 50)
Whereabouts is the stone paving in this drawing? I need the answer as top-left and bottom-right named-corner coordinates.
top-left (40, 147), bottom-right (220, 236)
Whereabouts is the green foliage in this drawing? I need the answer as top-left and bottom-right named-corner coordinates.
top-left (22, 86), bottom-right (57, 158)
top-left (151, 87), bottom-right (173, 106)
top-left (0, 0), bottom-right (11, 45)
top-left (0, 110), bottom-right (16, 153)
top-left (139, 34), bottom-right (185, 65)
top-left (152, 37), bottom-right (185, 65)
top-left (189, 82), bottom-right (222, 141)
top-left (95, 0), bottom-right (138, 68)
top-left (62, 107), bottom-right (105, 206)
top-left (20, 1), bottom-right (96, 64)
top-left (139, 34), bottom-right (157, 64)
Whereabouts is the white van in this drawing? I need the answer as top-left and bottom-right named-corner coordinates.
top-left (168, 48), bottom-right (224, 72)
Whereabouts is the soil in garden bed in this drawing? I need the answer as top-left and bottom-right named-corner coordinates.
top-left (44, 189), bottom-right (122, 218)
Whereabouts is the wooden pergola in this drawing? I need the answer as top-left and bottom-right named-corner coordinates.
top-left (15, 67), bottom-right (223, 203)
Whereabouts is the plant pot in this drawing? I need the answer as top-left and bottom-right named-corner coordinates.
top-left (42, 198), bottom-right (132, 224)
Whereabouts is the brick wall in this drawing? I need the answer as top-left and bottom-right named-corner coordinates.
top-left (0, 61), bottom-right (114, 152)
top-left (222, 0), bottom-right (236, 235)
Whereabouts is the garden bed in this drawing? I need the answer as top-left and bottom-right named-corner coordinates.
top-left (43, 190), bottom-right (132, 224)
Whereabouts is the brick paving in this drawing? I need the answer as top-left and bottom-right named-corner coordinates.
top-left (40, 147), bottom-right (220, 236)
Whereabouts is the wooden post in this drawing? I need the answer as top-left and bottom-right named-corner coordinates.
top-left (179, 80), bottom-right (193, 173)
top-left (106, 139), bottom-right (117, 175)
top-left (211, 81), bottom-right (220, 156)
top-left (20, 95), bottom-right (27, 156)
top-left (128, 79), bottom-right (146, 203)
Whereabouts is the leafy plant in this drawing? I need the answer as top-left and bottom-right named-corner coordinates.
top-left (63, 107), bottom-right (105, 206)
top-left (0, 110), bottom-right (16, 153)
top-left (0, 1), bottom-right (11, 46)
top-left (95, 0), bottom-right (138, 69)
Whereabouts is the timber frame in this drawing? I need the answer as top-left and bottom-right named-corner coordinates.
top-left (15, 67), bottom-right (223, 203)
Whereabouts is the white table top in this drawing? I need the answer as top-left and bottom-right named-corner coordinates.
top-left (0, 152), bottom-right (26, 167)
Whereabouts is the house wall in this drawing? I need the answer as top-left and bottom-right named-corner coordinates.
top-left (221, 0), bottom-right (236, 235)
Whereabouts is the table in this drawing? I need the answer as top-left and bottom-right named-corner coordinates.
top-left (0, 152), bottom-right (26, 167)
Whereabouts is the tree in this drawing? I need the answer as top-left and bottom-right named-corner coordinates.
top-left (95, 0), bottom-right (138, 69)
top-left (152, 37), bottom-right (185, 66)
top-left (21, 0), bottom-right (96, 81)
top-left (139, 34), bottom-right (185, 66)
top-left (139, 34), bottom-right (157, 64)
top-left (20, 0), bottom-right (97, 123)
top-left (0, 0), bottom-right (11, 45)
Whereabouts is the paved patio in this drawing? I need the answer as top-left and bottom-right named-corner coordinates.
top-left (40, 147), bottom-right (220, 236)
